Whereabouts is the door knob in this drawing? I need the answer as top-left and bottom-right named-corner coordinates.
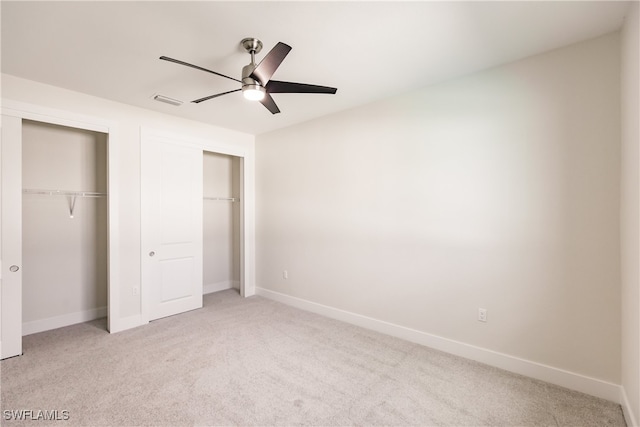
top-left (9, 265), bottom-right (19, 272)
top-left (149, 251), bottom-right (155, 257)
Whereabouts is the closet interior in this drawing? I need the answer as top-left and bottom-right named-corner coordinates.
top-left (203, 151), bottom-right (241, 294)
top-left (21, 119), bottom-right (108, 335)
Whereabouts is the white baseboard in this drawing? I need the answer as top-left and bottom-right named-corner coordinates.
top-left (203, 280), bottom-right (239, 295)
top-left (23, 306), bottom-right (107, 336)
top-left (256, 287), bottom-right (622, 403)
top-left (621, 386), bottom-right (639, 427)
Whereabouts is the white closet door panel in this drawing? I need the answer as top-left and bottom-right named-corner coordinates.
top-left (142, 135), bottom-right (203, 321)
top-left (1, 115), bottom-right (23, 359)
top-left (160, 257), bottom-right (194, 301)
top-left (160, 146), bottom-right (196, 243)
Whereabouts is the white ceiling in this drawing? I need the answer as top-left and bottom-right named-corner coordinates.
top-left (1, 1), bottom-right (630, 135)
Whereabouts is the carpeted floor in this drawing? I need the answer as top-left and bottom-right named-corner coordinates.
top-left (1, 289), bottom-right (626, 426)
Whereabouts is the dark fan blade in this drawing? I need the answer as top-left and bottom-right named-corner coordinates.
top-left (260, 93), bottom-right (280, 114)
top-left (160, 56), bottom-right (241, 83)
top-left (250, 42), bottom-right (292, 85)
top-left (266, 80), bottom-right (337, 94)
top-left (192, 89), bottom-right (241, 104)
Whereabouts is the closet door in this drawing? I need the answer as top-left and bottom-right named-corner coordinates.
top-left (1, 115), bottom-right (23, 359)
top-left (141, 134), bottom-right (203, 321)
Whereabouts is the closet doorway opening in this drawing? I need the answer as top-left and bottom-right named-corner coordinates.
top-left (203, 151), bottom-right (241, 296)
top-left (1, 103), bottom-right (117, 360)
top-left (139, 126), bottom-right (254, 326)
top-left (22, 120), bottom-right (108, 335)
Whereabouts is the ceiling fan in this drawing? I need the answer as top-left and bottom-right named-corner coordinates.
top-left (159, 38), bottom-right (337, 114)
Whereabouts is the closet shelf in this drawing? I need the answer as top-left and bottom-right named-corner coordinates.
top-left (23, 189), bottom-right (107, 198)
top-left (203, 197), bottom-right (239, 202)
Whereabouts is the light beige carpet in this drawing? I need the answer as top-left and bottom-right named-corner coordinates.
top-left (1, 290), bottom-right (626, 426)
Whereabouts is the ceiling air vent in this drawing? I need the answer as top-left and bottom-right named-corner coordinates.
top-left (153, 94), bottom-right (183, 106)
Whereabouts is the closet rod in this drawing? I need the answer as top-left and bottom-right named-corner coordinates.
top-left (23, 189), bottom-right (107, 218)
top-left (203, 196), bottom-right (239, 202)
top-left (23, 189), bottom-right (107, 198)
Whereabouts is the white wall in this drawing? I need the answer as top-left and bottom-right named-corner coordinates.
top-left (621, 1), bottom-right (640, 425)
top-left (1, 73), bottom-right (254, 324)
top-left (256, 32), bottom-right (621, 388)
top-left (203, 152), bottom-right (240, 293)
top-left (22, 120), bottom-right (107, 332)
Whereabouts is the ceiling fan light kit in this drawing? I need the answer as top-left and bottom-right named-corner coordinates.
top-left (159, 37), bottom-right (337, 114)
top-left (242, 84), bottom-right (266, 101)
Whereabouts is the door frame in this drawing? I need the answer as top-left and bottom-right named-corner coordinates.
top-left (140, 127), bottom-right (254, 324)
top-left (0, 99), bottom-right (120, 337)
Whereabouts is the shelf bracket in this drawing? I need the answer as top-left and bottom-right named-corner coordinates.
top-left (68, 195), bottom-right (77, 219)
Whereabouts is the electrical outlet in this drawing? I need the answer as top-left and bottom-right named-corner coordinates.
top-left (283, 270), bottom-right (288, 280)
top-left (478, 308), bottom-right (487, 322)
top-left (133, 286), bottom-right (140, 296)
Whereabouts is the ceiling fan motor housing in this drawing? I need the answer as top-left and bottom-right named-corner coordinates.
top-left (242, 63), bottom-right (258, 84)
top-left (241, 63), bottom-right (265, 100)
